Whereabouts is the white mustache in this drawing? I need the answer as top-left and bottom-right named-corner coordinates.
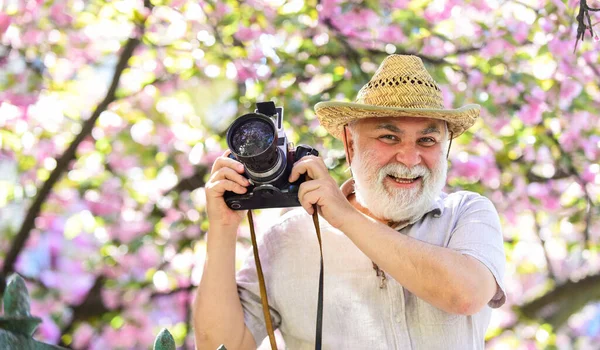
top-left (377, 163), bottom-right (430, 181)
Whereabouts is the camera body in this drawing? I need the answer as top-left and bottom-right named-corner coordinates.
top-left (224, 102), bottom-right (318, 210)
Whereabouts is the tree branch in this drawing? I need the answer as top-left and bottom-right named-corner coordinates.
top-left (164, 166), bottom-right (209, 195)
top-left (574, 0), bottom-right (600, 52)
top-left (545, 130), bottom-right (595, 245)
top-left (0, 6), bottom-right (151, 298)
top-left (534, 213), bottom-right (556, 281)
top-left (519, 273), bottom-right (600, 329)
top-left (322, 16), bottom-right (482, 67)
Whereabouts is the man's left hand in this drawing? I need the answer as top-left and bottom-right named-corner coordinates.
top-left (289, 155), bottom-right (356, 228)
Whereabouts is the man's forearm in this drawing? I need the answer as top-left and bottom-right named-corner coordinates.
top-left (339, 212), bottom-right (496, 315)
top-left (193, 226), bottom-right (253, 350)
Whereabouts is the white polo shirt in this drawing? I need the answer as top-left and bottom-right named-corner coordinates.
top-left (237, 183), bottom-right (506, 349)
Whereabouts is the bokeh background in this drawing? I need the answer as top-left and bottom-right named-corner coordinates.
top-left (1, 0), bottom-right (599, 349)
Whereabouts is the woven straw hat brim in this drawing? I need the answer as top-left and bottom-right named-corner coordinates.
top-left (315, 101), bottom-right (480, 140)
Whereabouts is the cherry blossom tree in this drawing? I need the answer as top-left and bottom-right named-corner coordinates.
top-left (0, 0), bottom-right (598, 348)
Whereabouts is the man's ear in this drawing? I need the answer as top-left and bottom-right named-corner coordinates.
top-left (343, 125), bottom-right (354, 166)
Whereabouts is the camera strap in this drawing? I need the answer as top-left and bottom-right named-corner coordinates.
top-left (247, 205), bottom-right (324, 350)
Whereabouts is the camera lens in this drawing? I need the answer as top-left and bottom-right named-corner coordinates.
top-left (230, 119), bottom-right (274, 157)
top-left (227, 113), bottom-right (284, 182)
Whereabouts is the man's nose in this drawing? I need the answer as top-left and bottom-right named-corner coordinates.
top-left (395, 144), bottom-right (421, 168)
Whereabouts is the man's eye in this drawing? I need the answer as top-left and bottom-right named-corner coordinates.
top-left (379, 135), bottom-right (398, 142)
top-left (419, 137), bottom-right (437, 145)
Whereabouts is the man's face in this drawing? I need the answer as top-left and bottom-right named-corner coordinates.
top-left (347, 116), bottom-right (449, 222)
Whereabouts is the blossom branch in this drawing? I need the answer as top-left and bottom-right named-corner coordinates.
top-left (0, 1), bottom-right (153, 298)
top-left (545, 130), bottom-right (596, 245)
top-left (534, 213), bottom-right (556, 280)
top-left (574, 0), bottom-right (600, 52)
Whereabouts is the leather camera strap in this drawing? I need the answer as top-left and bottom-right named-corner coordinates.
top-left (247, 210), bottom-right (278, 350)
top-left (312, 206), bottom-right (324, 350)
top-left (248, 206), bottom-right (324, 350)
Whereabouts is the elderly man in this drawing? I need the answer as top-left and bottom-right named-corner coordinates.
top-left (194, 55), bottom-right (506, 349)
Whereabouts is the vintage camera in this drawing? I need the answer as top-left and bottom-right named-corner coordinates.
top-left (224, 101), bottom-right (319, 210)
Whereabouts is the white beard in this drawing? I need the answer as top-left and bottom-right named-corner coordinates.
top-left (351, 147), bottom-right (448, 223)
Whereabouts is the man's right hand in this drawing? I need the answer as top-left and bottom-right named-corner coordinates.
top-left (205, 151), bottom-right (250, 230)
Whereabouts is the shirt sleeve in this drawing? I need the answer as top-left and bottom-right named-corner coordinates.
top-left (236, 227), bottom-right (282, 346)
top-left (447, 194), bottom-right (507, 308)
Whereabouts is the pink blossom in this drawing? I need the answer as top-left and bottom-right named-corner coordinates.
top-left (49, 3), bottom-right (73, 26)
top-left (451, 155), bottom-right (485, 181)
top-left (582, 165), bottom-right (597, 183)
top-left (440, 86), bottom-right (455, 109)
top-left (72, 323), bottom-right (95, 350)
top-left (36, 316), bottom-right (60, 344)
top-left (422, 36), bottom-right (448, 57)
top-left (0, 13), bottom-right (11, 35)
top-left (176, 153), bottom-right (196, 178)
top-left (518, 103), bottom-right (545, 127)
top-left (521, 144), bottom-right (535, 161)
top-left (21, 29), bottom-right (44, 45)
top-left (541, 195), bottom-right (561, 211)
top-left (527, 183), bottom-right (561, 212)
top-left (377, 26), bottom-right (405, 43)
top-left (85, 179), bottom-right (123, 216)
top-left (101, 325), bottom-right (137, 348)
top-left (39, 258), bottom-right (95, 304)
top-left (582, 135), bottom-right (600, 160)
top-left (234, 60), bottom-right (258, 81)
top-left (113, 220), bottom-right (152, 243)
top-left (548, 37), bottom-right (571, 57)
top-left (482, 115), bottom-right (510, 133)
top-left (539, 18), bottom-right (555, 33)
top-left (101, 288), bottom-right (121, 310)
top-left (107, 153), bottom-right (139, 172)
top-left (423, 2), bottom-right (453, 22)
top-left (330, 8), bottom-right (379, 40)
top-left (482, 164), bottom-right (501, 189)
top-left (508, 20), bottom-right (529, 43)
top-left (517, 101), bottom-right (545, 126)
top-left (389, 0), bottom-right (411, 9)
top-left (318, 0), bottom-right (342, 19)
top-left (480, 38), bottom-right (509, 58)
top-left (78, 138), bottom-right (96, 155)
top-left (185, 225), bottom-right (202, 239)
top-left (156, 125), bottom-right (176, 152)
top-left (235, 25), bottom-right (261, 42)
top-left (2, 91), bottom-right (39, 107)
top-left (124, 289), bottom-right (151, 308)
top-left (468, 71), bottom-right (483, 87)
top-left (138, 244), bottom-right (162, 269)
top-left (214, 2), bottom-right (232, 18)
top-left (530, 86), bottom-right (545, 100)
top-left (559, 79), bottom-right (582, 110)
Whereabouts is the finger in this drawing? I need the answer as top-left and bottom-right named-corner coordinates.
top-left (298, 180), bottom-right (326, 214)
top-left (301, 190), bottom-right (323, 215)
top-left (211, 167), bottom-right (250, 187)
top-left (289, 156), bottom-right (327, 182)
top-left (297, 180), bottom-right (322, 204)
top-left (212, 155), bottom-right (245, 174)
top-left (206, 179), bottom-right (248, 196)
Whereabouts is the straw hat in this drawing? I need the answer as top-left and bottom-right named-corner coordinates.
top-left (314, 55), bottom-right (480, 139)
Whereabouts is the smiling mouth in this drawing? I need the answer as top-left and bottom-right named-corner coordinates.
top-left (387, 175), bottom-right (422, 184)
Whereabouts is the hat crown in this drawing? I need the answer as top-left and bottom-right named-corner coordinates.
top-left (356, 55), bottom-right (444, 109)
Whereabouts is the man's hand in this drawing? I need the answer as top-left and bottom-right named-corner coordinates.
top-left (289, 155), bottom-right (356, 228)
top-left (205, 151), bottom-right (250, 230)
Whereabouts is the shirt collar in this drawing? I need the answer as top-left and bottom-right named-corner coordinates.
top-left (340, 178), bottom-right (444, 229)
